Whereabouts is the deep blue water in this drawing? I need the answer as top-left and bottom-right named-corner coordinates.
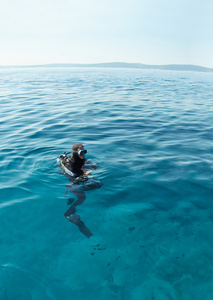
top-left (1, 67), bottom-right (213, 300)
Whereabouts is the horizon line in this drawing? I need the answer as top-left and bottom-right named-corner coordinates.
top-left (0, 62), bottom-right (213, 72)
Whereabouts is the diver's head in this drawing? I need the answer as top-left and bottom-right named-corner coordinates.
top-left (72, 143), bottom-right (87, 159)
top-left (72, 143), bottom-right (84, 152)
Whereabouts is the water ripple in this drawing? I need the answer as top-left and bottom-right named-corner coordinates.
top-left (1, 67), bottom-right (213, 299)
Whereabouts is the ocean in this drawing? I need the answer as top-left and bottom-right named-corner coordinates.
top-left (1, 67), bottom-right (213, 300)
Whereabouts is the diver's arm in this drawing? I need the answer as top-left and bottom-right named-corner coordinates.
top-left (83, 159), bottom-right (98, 171)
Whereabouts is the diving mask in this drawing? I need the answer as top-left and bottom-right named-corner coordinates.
top-left (78, 149), bottom-right (87, 156)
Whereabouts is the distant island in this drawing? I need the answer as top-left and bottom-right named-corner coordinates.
top-left (1, 62), bottom-right (213, 73)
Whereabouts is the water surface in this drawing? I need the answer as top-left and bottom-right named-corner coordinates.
top-left (1, 67), bottom-right (213, 299)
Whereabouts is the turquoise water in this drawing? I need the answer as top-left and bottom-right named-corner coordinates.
top-left (1, 67), bottom-right (213, 299)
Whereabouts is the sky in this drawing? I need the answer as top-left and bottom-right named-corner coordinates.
top-left (1, 0), bottom-right (213, 67)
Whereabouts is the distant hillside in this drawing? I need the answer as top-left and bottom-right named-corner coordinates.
top-left (1, 62), bottom-right (213, 72)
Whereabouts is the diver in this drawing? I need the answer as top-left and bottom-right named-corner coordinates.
top-left (57, 143), bottom-right (102, 238)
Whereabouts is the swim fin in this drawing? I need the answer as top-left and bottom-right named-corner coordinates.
top-left (68, 214), bottom-right (93, 238)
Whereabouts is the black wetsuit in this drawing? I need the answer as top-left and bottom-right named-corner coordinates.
top-left (64, 151), bottom-right (84, 177)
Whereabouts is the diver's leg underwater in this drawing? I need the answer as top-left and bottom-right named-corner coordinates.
top-left (64, 190), bottom-right (86, 216)
top-left (64, 179), bottom-right (103, 238)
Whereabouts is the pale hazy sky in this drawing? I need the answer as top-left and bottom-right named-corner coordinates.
top-left (1, 0), bottom-right (213, 67)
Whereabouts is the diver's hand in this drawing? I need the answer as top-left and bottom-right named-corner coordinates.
top-left (84, 170), bottom-right (92, 176)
